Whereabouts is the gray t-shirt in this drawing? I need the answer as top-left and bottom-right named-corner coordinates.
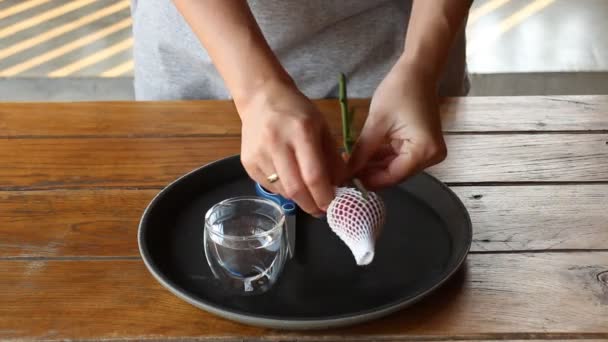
top-left (131, 0), bottom-right (469, 100)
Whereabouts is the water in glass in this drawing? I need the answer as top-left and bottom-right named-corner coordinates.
top-left (204, 197), bottom-right (287, 295)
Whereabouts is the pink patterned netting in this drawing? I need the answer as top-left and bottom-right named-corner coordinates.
top-left (326, 187), bottom-right (386, 265)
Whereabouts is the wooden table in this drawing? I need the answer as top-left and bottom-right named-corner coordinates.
top-left (1, 96), bottom-right (608, 341)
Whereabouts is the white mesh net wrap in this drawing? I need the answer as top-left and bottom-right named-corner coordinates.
top-left (326, 187), bottom-right (386, 266)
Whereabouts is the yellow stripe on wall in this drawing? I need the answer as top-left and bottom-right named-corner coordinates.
top-left (0, 0), bottom-right (51, 20)
top-left (468, 0), bottom-right (556, 56)
top-left (100, 60), bottom-right (134, 77)
top-left (468, 0), bottom-right (511, 24)
top-left (49, 37), bottom-right (133, 77)
top-left (0, 0), bottom-right (97, 39)
top-left (0, 0), bottom-right (130, 60)
top-left (0, 17), bottom-right (132, 77)
top-left (498, 0), bottom-right (555, 33)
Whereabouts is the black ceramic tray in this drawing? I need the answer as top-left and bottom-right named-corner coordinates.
top-left (138, 155), bottom-right (471, 329)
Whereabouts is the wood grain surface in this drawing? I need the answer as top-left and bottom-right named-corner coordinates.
top-left (431, 134), bottom-right (608, 182)
top-left (1, 96), bottom-right (607, 138)
top-left (0, 137), bottom-right (238, 190)
top-left (440, 95), bottom-right (608, 132)
top-left (454, 185), bottom-right (608, 251)
top-left (1, 253), bottom-right (607, 340)
top-left (1, 134), bottom-right (607, 190)
top-left (1, 185), bottom-right (607, 258)
top-left (0, 189), bottom-right (156, 257)
top-left (1, 97), bottom-right (608, 341)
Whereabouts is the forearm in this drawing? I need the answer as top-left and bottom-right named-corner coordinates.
top-left (398, 0), bottom-right (471, 82)
top-left (172, 0), bottom-right (292, 109)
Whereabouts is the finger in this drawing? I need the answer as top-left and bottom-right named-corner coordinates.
top-left (242, 152), bottom-right (286, 194)
top-left (322, 127), bottom-right (348, 186)
top-left (348, 116), bottom-right (386, 174)
top-left (359, 152), bottom-right (422, 189)
top-left (293, 132), bottom-right (335, 212)
top-left (362, 136), bottom-right (447, 189)
top-left (345, 142), bottom-right (396, 180)
top-left (372, 143), bottom-right (398, 161)
top-left (255, 165), bottom-right (286, 195)
top-left (355, 166), bottom-right (387, 191)
top-left (361, 153), bottom-right (397, 171)
top-left (273, 145), bottom-right (323, 216)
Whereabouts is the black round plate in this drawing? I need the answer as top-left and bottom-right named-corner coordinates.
top-left (138, 155), bottom-right (472, 329)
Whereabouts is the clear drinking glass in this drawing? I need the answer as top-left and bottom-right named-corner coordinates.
top-left (204, 197), bottom-right (287, 295)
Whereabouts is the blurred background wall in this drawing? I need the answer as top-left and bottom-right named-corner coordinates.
top-left (0, 0), bottom-right (607, 101)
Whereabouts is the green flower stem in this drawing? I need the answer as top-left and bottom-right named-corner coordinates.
top-left (338, 73), bottom-right (368, 200)
top-left (339, 73), bottom-right (353, 155)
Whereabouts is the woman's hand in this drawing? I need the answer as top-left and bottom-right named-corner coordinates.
top-left (238, 80), bottom-right (346, 216)
top-left (348, 60), bottom-right (447, 189)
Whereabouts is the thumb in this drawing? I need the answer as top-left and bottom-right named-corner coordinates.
top-left (348, 117), bottom-right (386, 174)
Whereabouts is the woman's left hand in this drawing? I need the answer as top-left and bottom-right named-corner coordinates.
top-left (348, 60), bottom-right (447, 189)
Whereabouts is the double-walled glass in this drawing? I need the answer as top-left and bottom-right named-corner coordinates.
top-left (204, 197), bottom-right (287, 295)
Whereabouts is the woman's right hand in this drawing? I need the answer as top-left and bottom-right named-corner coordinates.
top-left (237, 80), bottom-right (346, 216)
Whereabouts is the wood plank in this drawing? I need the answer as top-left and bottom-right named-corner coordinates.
top-left (440, 95), bottom-right (608, 132)
top-left (2, 185), bottom-right (607, 258)
top-left (1, 96), bottom-right (607, 138)
top-left (1, 134), bottom-right (607, 190)
top-left (453, 185), bottom-right (608, 251)
top-left (430, 134), bottom-right (608, 182)
top-left (0, 101), bottom-right (244, 137)
top-left (0, 137), bottom-right (239, 190)
top-left (0, 190), bottom-right (156, 257)
top-left (1, 254), bottom-right (607, 340)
